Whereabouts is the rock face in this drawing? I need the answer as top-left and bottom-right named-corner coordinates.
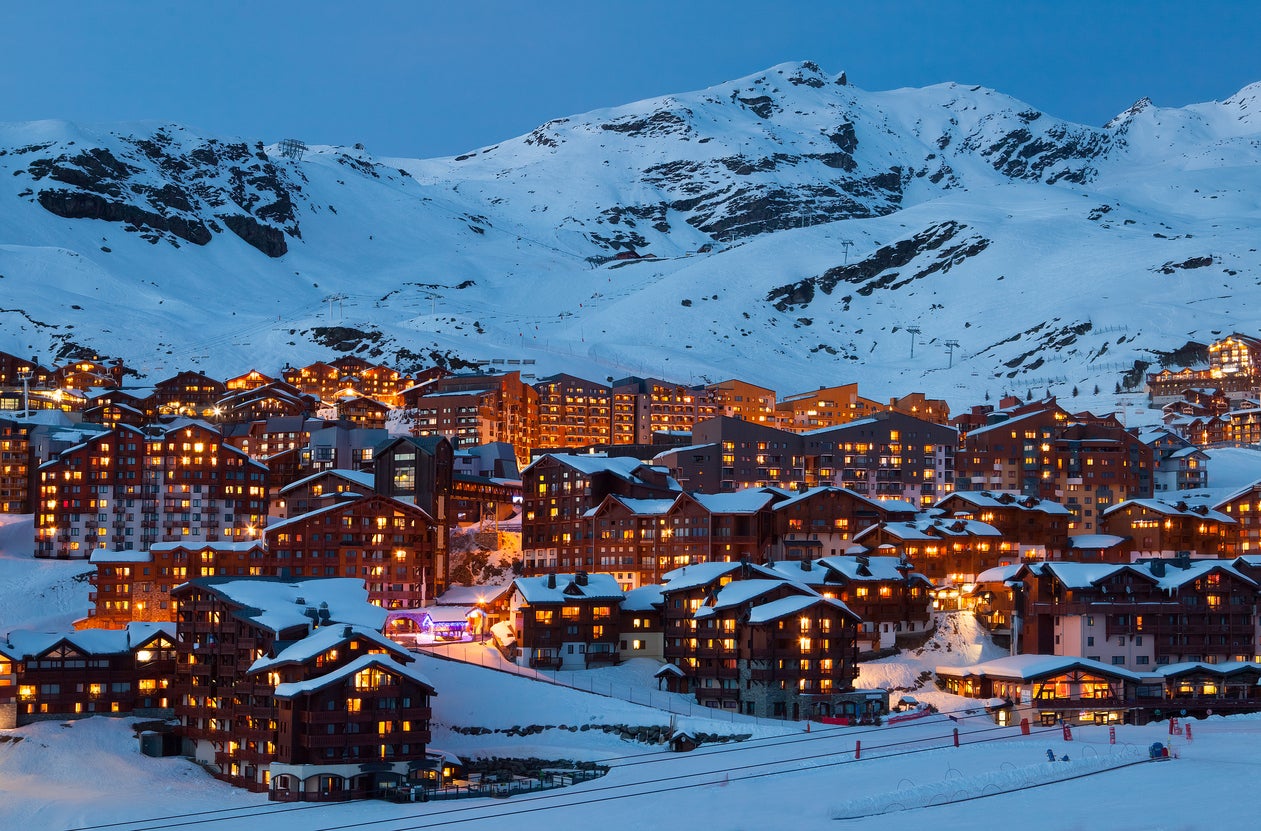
top-left (436, 61), bottom-right (1119, 255)
top-left (17, 127), bottom-right (299, 256)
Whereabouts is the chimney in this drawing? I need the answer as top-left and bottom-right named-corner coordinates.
top-left (576, 570), bottom-right (588, 586)
top-left (547, 573), bottom-right (557, 589)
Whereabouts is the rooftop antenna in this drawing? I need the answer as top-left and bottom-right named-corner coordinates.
top-left (278, 138), bottom-right (306, 162)
top-left (840, 239), bottom-right (854, 264)
top-left (906, 326), bottom-right (921, 360)
top-left (945, 339), bottom-right (960, 369)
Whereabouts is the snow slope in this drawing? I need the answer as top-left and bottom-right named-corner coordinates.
top-left (3, 62), bottom-right (1261, 409)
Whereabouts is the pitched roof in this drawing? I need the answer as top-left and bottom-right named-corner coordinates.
top-left (512, 573), bottom-right (624, 604)
top-left (273, 653), bottom-right (435, 698)
top-left (248, 624), bottom-right (407, 674)
top-left (745, 594), bottom-right (859, 625)
top-left (936, 654), bottom-right (1143, 682)
top-left (660, 561), bottom-right (781, 593)
top-left (182, 576), bottom-right (387, 634)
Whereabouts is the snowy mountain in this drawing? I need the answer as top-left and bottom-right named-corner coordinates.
top-left (3, 61), bottom-right (1260, 408)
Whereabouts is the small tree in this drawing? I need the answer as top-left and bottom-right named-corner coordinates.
top-left (1072, 385), bottom-right (1079, 397)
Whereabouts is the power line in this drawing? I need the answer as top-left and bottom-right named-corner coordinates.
top-left (74, 714), bottom-right (1075, 831)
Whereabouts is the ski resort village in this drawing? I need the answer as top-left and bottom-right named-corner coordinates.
top-left (4, 328), bottom-right (1261, 829)
top-left (6, 49), bottom-right (1261, 829)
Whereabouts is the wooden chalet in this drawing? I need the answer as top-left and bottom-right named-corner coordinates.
top-left (508, 572), bottom-right (624, 669)
top-left (766, 555), bottom-right (932, 651)
top-left (152, 370), bottom-right (227, 418)
top-left (937, 655), bottom-right (1140, 726)
top-left (521, 453), bottom-right (680, 576)
top-left (851, 516), bottom-right (1008, 586)
top-left (1017, 558), bottom-right (1260, 666)
top-left (0, 416), bottom-right (34, 513)
top-left (1216, 480), bottom-right (1261, 556)
top-left (0, 622), bottom-right (176, 728)
top-left (619, 584), bottom-right (665, 660)
top-left (770, 486), bottom-right (914, 560)
top-left (657, 562), bottom-right (864, 719)
top-left (533, 373), bottom-right (613, 449)
top-left (36, 420), bottom-right (268, 559)
top-left (335, 394), bottom-right (391, 430)
top-left (275, 468), bottom-right (377, 518)
top-left (224, 369), bottom-right (276, 392)
top-left (941, 655), bottom-right (1261, 725)
top-left (264, 493), bottom-right (442, 609)
top-left (934, 490), bottom-right (1073, 559)
top-left (173, 577), bottom-right (436, 799)
top-left (81, 541), bottom-right (267, 629)
top-left (216, 381), bottom-right (316, 422)
top-left (1100, 498), bottom-right (1236, 558)
top-left (56, 357), bottom-right (127, 392)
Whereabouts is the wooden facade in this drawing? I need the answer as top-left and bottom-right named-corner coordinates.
top-left (509, 572), bottom-right (624, 669)
top-left (264, 493), bottom-right (441, 610)
top-left (173, 577), bottom-right (435, 798)
top-left (36, 421), bottom-right (268, 559)
top-left (0, 623), bottom-right (176, 728)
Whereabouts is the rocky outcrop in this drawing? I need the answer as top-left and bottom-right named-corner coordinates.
top-left (18, 127), bottom-right (298, 255)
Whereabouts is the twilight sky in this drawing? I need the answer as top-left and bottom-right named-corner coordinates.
top-left (4, 1), bottom-right (1260, 159)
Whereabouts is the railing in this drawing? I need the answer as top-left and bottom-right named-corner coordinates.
top-left (382, 769), bottom-right (606, 804)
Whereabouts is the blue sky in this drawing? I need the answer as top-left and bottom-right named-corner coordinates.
top-left (3, 1), bottom-right (1259, 158)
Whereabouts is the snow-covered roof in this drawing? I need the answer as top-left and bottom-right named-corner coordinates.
top-left (1103, 498), bottom-right (1234, 524)
top-left (696, 579), bottom-right (802, 615)
top-left (622, 584), bottom-right (665, 612)
top-left (188, 576), bottom-right (387, 634)
top-left (1147, 661), bottom-right (1261, 679)
top-left (940, 490), bottom-right (1072, 515)
top-left (772, 486), bottom-right (883, 512)
top-left (974, 563), bottom-right (1025, 584)
top-left (816, 554), bottom-right (922, 583)
top-left (588, 495), bottom-right (676, 518)
top-left (278, 468), bottom-right (376, 494)
top-left (3, 621), bottom-right (175, 659)
top-left (149, 540), bottom-right (262, 553)
top-left (1147, 559), bottom-right (1256, 591)
top-left (490, 620), bottom-right (516, 646)
top-left (264, 493), bottom-right (431, 534)
top-left (937, 654), bottom-right (1143, 683)
top-left (857, 517), bottom-right (1001, 542)
top-left (650, 443), bottom-right (717, 461)
top-left (689, 490), bottom-right (779, 513)
top-left (273, 653), bottom-right (435, 698)
top-left (247, 623), bottom-right (405, 674)
top-left (512, 573), bottom-right (624, 604)
top-left (524, 454), bottom-right (680, 491)
top-left (660, 561), bottom-right (780, 593)
top-left (436, 584), bottom-right (512, 606)
top-left (745, 594), bottom-right (857, 625)
top-left (963, 409), bottom-right (1048, 439)
top-left (1039, 562), bottom-right (1148, 589)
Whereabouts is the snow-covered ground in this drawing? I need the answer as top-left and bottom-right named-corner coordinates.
top-left (0, 514), bottom-right (93, 634)
top-left (6, 465), bottom-right (1261, 829)
top-left (1, 555), bottom-right (1257, 831)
